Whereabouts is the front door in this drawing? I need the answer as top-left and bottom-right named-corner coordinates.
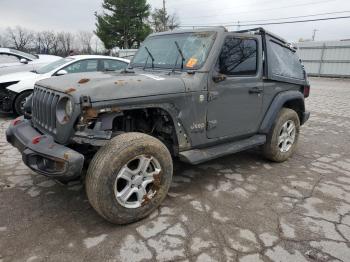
top-left (206, 35), bottom-right (263, 139)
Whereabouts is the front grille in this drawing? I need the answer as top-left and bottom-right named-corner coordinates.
top-left (32, 86), bottom-right (61, 134)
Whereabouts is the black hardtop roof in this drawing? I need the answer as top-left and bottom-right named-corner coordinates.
top-left (233, 27), bottom-right (289, 45)
top-left (149, 27), bottom-right (289, 45)
top-left (149, 27), bottom-right (227, 37)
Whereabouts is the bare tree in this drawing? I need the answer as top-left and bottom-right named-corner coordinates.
top-left (3, 26), bottom-right (103, 55)
top-left (168, 13), bottom-right (180, 31)
top-left (38, 31), bottom-right (57, 54)
top-left (57, 32), bottom-right (75, 56)
top-left (51, 33), bottom-right (61, 55)
top-left (0, 35), bottom-right (9, 47)
top-left (6, 26), bottom-right (34, 51)
top-left (77, 31), bottom-right (94, 54)
top-left (150, 8), bottom-right (180, 32)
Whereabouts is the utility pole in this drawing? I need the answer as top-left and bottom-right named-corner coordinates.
top-left (312, 29), bottom-right (318, 41)
top-left (237, 21), bottom-right (240, 31)
top-left (163, 0), bottom-right (167, 31)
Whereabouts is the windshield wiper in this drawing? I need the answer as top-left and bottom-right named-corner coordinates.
top-left (174, 41), bottom-right (186, 70)
top-left (30, 70), bottom-right (38, 74)
top-left (143, 46), bottom-right (155, 70)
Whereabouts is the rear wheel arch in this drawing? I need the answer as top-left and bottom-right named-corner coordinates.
top-left (283, 98), bottom-right (305, 123)
top-left (259, 90), bottom-right (305, 134)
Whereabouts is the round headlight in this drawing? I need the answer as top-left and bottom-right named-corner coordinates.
top-left (57, 97), bottom-right (74, 124)
top-left (65, 99), bottom-right (73, 117)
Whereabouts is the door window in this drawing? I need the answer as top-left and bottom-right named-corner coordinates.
top-left (0, 54), bottom-right (20, 64)
top-left (103, 59), bottom-right (127, 71)
top-left (63, 59), bottom-right (98, 74)
top-left (218, 38), bottom-right (257, 76)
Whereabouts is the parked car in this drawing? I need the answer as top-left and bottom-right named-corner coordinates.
top-left (0, 48), bottom-right (61, 75)
top-left (7, 27), bottom-right (310, 225)
top-left (0, 55), bottom-right (130, 115)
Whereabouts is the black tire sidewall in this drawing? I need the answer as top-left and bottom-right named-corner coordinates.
top-left (86, 133), bottom-right (173, 224)
top-left (14, 91), bottom-right (32, 115)
top-left (263, 108), bottom-right (300, 162)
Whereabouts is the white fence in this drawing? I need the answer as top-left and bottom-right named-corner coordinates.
top-left (296, 40), bottom-right (350, 77)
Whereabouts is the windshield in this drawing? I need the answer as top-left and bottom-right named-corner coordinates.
top-left (132, 31), bottom-right (216, 70)
top-left (11, 49), bottom-right (37, 60)
top-left (36, 58), bottom-right (74, 74)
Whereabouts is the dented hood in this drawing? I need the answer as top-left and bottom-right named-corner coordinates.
top-left (36, 70), bottom-right (186, 103)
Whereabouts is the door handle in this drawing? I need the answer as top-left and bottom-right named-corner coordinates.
top-left (249, 87), bottom-right (263, 94)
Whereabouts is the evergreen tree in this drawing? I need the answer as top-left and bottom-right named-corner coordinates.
top-left (95, 0), bottom-right (152, 50)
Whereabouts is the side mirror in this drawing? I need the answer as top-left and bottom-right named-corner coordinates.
top-left (212, 73), bottom-right (227, 83)
top-left (56, 69), bottom-right (68, 76)
top-left (20, 58), bottom-right (28, 64)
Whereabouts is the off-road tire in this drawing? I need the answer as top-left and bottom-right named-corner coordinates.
top-left (263, 108), bottom-right (300, 162)
top-left (85, 132), bottom-right (173, 225)
top-left (14, 90), bottom-right (32, 115)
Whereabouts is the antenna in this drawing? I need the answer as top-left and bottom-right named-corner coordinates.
top-left (163, 0), bottom-right (167, 31)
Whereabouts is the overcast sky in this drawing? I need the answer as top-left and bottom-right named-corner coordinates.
top-left (1, 0), bottom-right (350, 42)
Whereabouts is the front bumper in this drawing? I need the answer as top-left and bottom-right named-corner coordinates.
top-left (6, 117), bottom-right (84, 180)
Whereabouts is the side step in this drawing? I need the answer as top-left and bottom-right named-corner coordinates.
top-left (179, 135), bottom-right (266, 165)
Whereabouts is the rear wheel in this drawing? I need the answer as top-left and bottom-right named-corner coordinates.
top-left (14, 90), bottom-right (32, 115)
top-left (263, 108), bottom-right (300, 162)
top-left (85, 133), bottom-right (173, 224)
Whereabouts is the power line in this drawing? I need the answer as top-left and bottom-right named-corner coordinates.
top-left (179, 0), bottom-right (337, 20)
top-left (163, 0), bottom-right (166, 31)
top-left (232, 15), bottom-right (350, 26)
top-left (241, 10), bottom-right (350, 23)
top-left (168, 0), bottom-right (293, 9)
top-left (179, 15), bottom-right (350, 28)
top-left (180, 10), bottom-right (350, 26)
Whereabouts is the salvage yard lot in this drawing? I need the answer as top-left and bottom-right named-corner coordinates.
top-left (0, 77), bottom-right (350, 262)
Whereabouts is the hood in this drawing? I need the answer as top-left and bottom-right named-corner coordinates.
top-left (36, 70), bottom-right (186, 103)
top-left (0, 71), bottom-right (40, 83)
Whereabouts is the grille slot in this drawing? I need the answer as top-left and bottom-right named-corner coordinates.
top-left (32, 86), bottom-right (60, 134)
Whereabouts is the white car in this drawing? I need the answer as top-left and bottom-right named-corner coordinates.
top-left (0, 48), bottom-right (61, 75)
top-left (0, 55), bottom-right (130, 115)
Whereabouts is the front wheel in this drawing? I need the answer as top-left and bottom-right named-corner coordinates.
top-left (85, 133), bottom-right (173, 224)
top-left (14, 90), bottom-right (32, 115)
top-left (263, 108), bottom-right (300, 162)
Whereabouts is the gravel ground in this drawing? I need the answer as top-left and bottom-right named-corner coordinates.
top-left (0, 77), bottom-right (350, 262)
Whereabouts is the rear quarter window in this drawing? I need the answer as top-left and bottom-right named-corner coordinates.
top-left (103, 60), bottom-right (127, 71)
top-left (269, 41), bottom-right (304, 80)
